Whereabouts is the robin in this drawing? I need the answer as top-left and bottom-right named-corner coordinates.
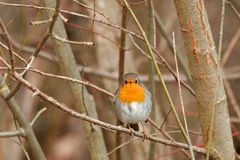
top-left (114, 72), bottom-right (152, 132)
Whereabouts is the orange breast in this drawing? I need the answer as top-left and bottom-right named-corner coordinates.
top-left (119, 84), bottom-right (145, 103)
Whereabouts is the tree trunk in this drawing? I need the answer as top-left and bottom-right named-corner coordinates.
top-left (42, 0), bottom-right (109, 160)
top-left (173, 0), bottom-right (235, 159)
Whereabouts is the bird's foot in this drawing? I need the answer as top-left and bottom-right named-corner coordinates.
top-left (140, 122), bottom-right (148, 141)
top-left (141, 130), bottom-right (148, 141)
top-left (127, 124), bottom-right (135, 139)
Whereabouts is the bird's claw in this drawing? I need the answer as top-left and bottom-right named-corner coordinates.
top-left (127, 124), bottom-right (135, 138)
top-left (141, 130), bottom-right (148, 141)
top-left (129, 128), bottom-right (135, 139)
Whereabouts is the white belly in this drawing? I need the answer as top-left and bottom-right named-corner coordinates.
top-left (115, 102), bottom-right (151, 124)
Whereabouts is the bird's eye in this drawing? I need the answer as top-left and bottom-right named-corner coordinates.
top-left (135, 80), bottom-right (138, 83)
top-left (124, 80), bottom-right (128, 84)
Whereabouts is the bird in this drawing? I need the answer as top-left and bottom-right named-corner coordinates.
top-left (114, 72), bottom-right (152, 132)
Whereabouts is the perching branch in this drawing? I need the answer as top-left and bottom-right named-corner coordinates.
top-left (11, 71), bottom-right (220, 158)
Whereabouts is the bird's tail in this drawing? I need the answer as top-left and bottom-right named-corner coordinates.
top-left (129, 123), bottom-right (139, 131)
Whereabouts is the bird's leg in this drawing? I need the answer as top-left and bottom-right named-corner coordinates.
top-left (145, 118), bottom-right (149, 123)
top-left (127, 124), bottom-right (135, 139)
top-left (141, 122), bottom-right (148, 141)
top-left (117, 120), bottom-right (123, 127)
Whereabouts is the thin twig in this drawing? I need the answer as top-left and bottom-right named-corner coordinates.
top-left (0, 19), bottom-right (15, 73)
top-left (173, 32), bottom-right (195, 160)
top-left (0, 129), bottom-right (25, 138)
top-left (221, 28), bottom-right (240, 66)
top-left (30, 107), bottom-right (47, 126)
top-left (123, 0), bottom-right (188, 142)
top-left (13, 119), bottom-right (31, 160)
top-left (148, 118), bottom-right (191, 159)
top-left (128, 34), bottom-right (153, 60)
top-left (5, 0), bottom-right (61, 100)
top-left (0, 75), bottom-right (46, 160)
top-left (118, 5), bottom-right (127, 82)
top-left (226, 1), bottom-right (240, 19)
top-left (0, 42), bottom-right (27, 64)
top-left (52, 33), bottom-right (94, 46)
top-left (27, 68), bottom-right (114, 97)
top-left (108, 137), bottom-right (139, 156)
top-left (12, 71), bottom-right (212, 157)
top-left (165, 130), bottom-right (202, 136)
top-left (218, 0), bottom-right (226, 60)
top-left (147, 0), bottom-right (157, 159)
top-left (30, 18), bottom-right (52, 25)
top-left (73, 0), bottom-right (114, 24)
top-left (65, 21), bottom-right (122, 47)
top-left (129, 34), bottom-right (196, 96)
top-left (223, 79), bottom-right (240, 119)
top-left (155, 12), bottom-right (192, 81)
top-left (116, 3), bottom-right (128, 160)
top-left (0, 1), bottom-right (144, 43)
top-left (0, 2), bottom-right (196, 96)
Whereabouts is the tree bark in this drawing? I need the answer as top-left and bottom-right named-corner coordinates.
top-left (173, 0), bottom-right (235, 159)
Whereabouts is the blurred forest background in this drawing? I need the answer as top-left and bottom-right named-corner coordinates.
top-left (0, 0), bottom-right (240, 160)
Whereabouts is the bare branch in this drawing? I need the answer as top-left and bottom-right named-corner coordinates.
top-left (12, 71), bottom-right (210, 157)
top-left (0, 19), bottom-right (15, 73)
top-left (221, 28), bottom-right (240, 66)
top-left (30, 107), bottom-right (47, 126)
top-left (5, 0), bottom-right (61, 100)
top-left (0, 129), bottom-right (24, 138)
top-left (52, 33), bottom-right (94, 46)
top-left (0, 75), bottom-right (46, 160)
